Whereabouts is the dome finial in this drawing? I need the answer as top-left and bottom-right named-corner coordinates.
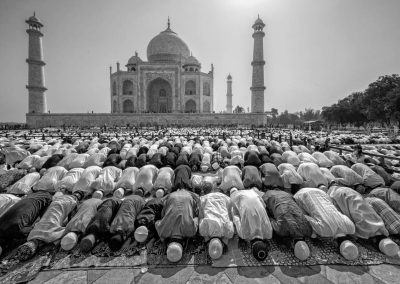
top-left (167, 17), bottom-right (170, 29)
top-left (34, 11), bottom-right (36, 17)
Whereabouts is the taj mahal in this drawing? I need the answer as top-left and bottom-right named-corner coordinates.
top-left (110, 19), bottom-right (214, 114)
top-left (25, 14), bottom-right (267, 127)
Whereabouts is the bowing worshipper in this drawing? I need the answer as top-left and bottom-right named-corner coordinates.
top-left (164, 149), bottom-right (177, 169)
top-left (197, 152), bottom-right (210, 172)
top-left (263, 190), bottom-right (313, 260)
top-left (319, 167), bottom-right (337, 187)
top-left (368, 187), bottom-right (400, 214)
top-left (270, 153), bottom-right (284, 167)
top-left (0, 194), bottom-right (21, 218)
top-left (41, 154), bottom-right (65, 170)
top-left (113, 167), bottom-right (139, 198)
top-left (298, 152), bottom-right (318, 165)
top-left (133, 197), bottom-right (164, 244)
top-left (297, 162), bottom-right (329, 191)
top-left (132, 164), bottom-right (159, 197)
top-left (71, 165), bottom-right (102, 199)
top-left (61, 198), bottom-right (103, 251)
top-left (108, 194), bottom-right (145, 251)
top-left (16, 193), bottom-right (79, 260)
top-left (125, 155), bottom-right (137, 168)
top-left (330, 165), bottom-right (365, 193)
top-left (69, 153), bottom-right (90, 169)
top-left (323, 151), bottom-right (346, 166)
top-left (199, 191), bottom-right (234, 260)
top-left (172, 164), bottom-right (192, 192)
top-left (0, 191), bottom-right (52, 256)
top-left (370, 164), bottom-right (395, 187)
top-left (189, 151), bottom-right (203, 172)
top-left (17, 155), bottom-right (49, 171)
top-left (155, 189), bottom-right (201, 262)
top-left (242, 165), bottom-right (263, 190)
top-left (191, 175), bottom-right (204, 195)
top-left (282, 151), bottom-right (301, 167)
top-left (259, 163), bottom-right (284, 190)
top-left (244, 150), bottom-right (262, 168)
top-left (80, 197), bottom-right (122, 252)
top-left (103, 153), bottom-right (122, 168)
top-left (135, 153), bottom-right (148, 168)
top-left (277, 163), bottom-right (303, 194)
top-left (176, 152), bottom-right (190, 168)
top-left (312, 152), bottom-right (334, 168)
top-left (351, 163), bottom-right (385, 191)
top-left (7, 172), bottom-right (41, 195)
top-left (293, 188), bottom-right (358, 260)
top-left (33, 166), bottom-right (68, 193)
top-left (2, 145), bottom-right (31, 168)
top-left (0, 191), bottom-right (52, 254)
top-left (211, 151), bottom-right (223, 171)
top-left (202, 175), bottom-right (219, 195)
top-left (365, 197), bottom-right (400, 235)
top-left (56, 153), bottom-right (79, 169)
top-left (328, 186), bottom-right (398, 256)
top-left (230, 187), bottom-right (272, 261)
top-left (219, 165), bottom-right (245, 193)
top-left (55, 168), bottom-right (84, 194)
top-left (83, 152), bottom-right (107, 168)
top-left (91, 166), bottom-right (122, 199)
top-left (149, 152), bottom-right (165, 169)
top-left (153, 166), bottom-right (174, 197)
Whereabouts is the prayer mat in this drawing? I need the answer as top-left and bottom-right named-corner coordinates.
top-left (0, 243), bottom-right (56, 284)
top-left (212, 236), bottom-right (400, 268)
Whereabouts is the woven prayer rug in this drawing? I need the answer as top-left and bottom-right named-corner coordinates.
top-left (2, 236), bottom-right (400, 284)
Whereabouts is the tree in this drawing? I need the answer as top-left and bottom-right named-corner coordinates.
top-left (270, 108), bottom-right (278, 118)
top-left (233, 105), bottom-right (245, 114)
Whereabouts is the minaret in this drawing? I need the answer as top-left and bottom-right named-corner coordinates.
top-left (226, 74), bottom-right (233, 113)
top-left (250, 15), bottom-right (266, 113)
top-left (26, 13), bottom-right (47, 113)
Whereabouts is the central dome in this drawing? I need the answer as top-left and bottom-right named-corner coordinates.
top-left (147, 26), bottom-right (190, 63)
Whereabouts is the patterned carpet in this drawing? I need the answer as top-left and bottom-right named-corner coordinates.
top-left (1, 235), bottom-right (400, 284)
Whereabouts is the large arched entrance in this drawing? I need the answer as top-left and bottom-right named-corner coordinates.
top-left (123, 99), bottom-right (134, 113)
top-left (147, 78), bottom-right (172, 113)
top-left (185, 99), bottom-right (196, 113)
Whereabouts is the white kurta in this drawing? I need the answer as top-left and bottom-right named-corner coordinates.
top-left (231, 189), bottom-right (272, 241)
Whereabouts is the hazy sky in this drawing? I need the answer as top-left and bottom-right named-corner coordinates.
top-left (0, 0), bottom-right (399, 122)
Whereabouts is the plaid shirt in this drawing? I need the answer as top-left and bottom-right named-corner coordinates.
top-left (365, 197), bottom-right (400, 235)
top-left (212, 152), bottom-right (223, 164)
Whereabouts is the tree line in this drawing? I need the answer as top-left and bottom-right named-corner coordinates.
top-left (232, 74), bottom-right (400, 128)
top-left (321, 74), bottom-right (400, 127)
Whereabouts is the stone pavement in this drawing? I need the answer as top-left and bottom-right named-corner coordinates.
top-left (29, 264), bottom-right (400, 284)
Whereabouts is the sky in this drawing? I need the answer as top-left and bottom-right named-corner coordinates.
top-left (0, 0), bottom-right (399, 122)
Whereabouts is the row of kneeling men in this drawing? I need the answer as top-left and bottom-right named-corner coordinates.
top-left (1, 184), bottom-right (400, 263)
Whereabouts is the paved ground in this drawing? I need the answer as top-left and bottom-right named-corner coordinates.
top-left (29, 264), bottom-right (400, 284)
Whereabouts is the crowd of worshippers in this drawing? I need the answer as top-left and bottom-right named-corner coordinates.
top-left (0, 134), bottom-right (400, 264)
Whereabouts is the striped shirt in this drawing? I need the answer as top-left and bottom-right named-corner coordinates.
top-left (365, 197), bottom-right (400, 235)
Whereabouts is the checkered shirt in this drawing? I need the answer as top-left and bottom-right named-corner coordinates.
top-left (365, 197), bottom-right (400, 234)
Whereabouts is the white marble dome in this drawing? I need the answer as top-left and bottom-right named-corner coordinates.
top-left (147, 27), bottom-right (190, 63)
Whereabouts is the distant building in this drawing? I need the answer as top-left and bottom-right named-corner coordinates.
top-left (110, 19), bottom-right (214, 114)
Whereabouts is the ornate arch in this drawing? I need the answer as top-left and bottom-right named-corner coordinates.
top-left (123, 99), bottom-right (134, 113)
top-left (185, 80), bottom-right (196, 95)
top-left (122, 80), bottom-right (133, 95)
top-left (203, 100), bottom-right (211, 113)
top-left (185, 99), bottom-right (196, 113)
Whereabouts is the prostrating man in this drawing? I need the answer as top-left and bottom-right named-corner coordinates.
top-left (230, 188), bottom-right (272, 261)
top-left (263, 189), bottom-right (313, 260)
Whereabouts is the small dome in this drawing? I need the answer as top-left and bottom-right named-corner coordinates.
top-left (26, 13), bottom-right (43, 27)
top-left (253, 16), bottom-right (265, 29)
top-left (126, 53), bottom-right (142, 66)
top-left (147, 22), bottom-right (190, 63)
top-left (183, 55), bottom-right (200, 67)
top-left (227, 74), bottom-right (232, 80)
